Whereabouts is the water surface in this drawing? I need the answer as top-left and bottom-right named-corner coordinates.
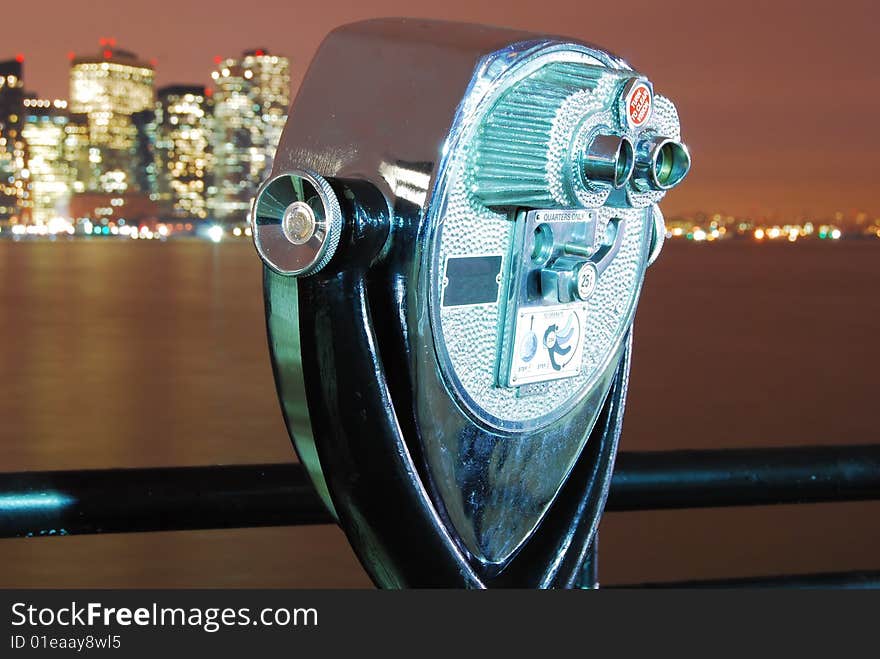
top-left (0, 240), bottom-right (877, 586)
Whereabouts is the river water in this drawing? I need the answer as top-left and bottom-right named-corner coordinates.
top-left (0, 239), bottom-right (878, 586)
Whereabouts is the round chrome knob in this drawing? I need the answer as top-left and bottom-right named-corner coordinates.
top-left (251, 170), bottom-right (343, 276)
top-left (282, 201), bottom-right (317, 245)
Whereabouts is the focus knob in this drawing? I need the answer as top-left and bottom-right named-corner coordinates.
top-left (251, 170), bottom-right (343, 276)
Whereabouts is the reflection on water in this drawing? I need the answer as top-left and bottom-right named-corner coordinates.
top-left (0, 240), bottom-right (292, 471)
top-left (0, 240), bottom-right (878, 586)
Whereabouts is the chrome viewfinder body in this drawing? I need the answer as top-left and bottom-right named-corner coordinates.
top-left (251, 19), bottom-right (689, 588)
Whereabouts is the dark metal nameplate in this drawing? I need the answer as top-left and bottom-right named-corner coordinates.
top-left (442, 255), bottom-right (503, 307)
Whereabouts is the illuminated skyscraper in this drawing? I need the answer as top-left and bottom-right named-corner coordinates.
top-left (207, 49), bottom-right (289, 223)
top-left (20, 98), bottom-right (75, 225)
top-left (69, 43), bottom-right (155, 194)
top-left (0, 57), bottom-right (27, 222)
top-left (64, 113), bottom-right (90, 195)
top-left (154, 85), bottom-right (212, 219)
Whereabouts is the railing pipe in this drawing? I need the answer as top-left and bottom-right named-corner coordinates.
top-left (1, 445), bottom-right (879, 539)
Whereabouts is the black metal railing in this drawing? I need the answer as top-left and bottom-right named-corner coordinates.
top-left (2, 444), bottom-right (879, 587)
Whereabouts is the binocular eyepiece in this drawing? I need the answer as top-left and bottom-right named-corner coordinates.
top-left (581, 133), bottom-right (635, 190)
top-left (633, 135), bottom-right (691, 191)
top-left (250, 19), bottom-right (690, 588)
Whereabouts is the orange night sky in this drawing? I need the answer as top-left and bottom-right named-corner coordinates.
top-left (6, 0), bottom-right (878, 219)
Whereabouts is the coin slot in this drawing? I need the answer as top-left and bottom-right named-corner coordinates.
top-left (531, 223), bottom-right (554, 265)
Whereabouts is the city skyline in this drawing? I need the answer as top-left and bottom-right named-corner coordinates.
top-left (4, 0), bottom-right (877, 220)
top-left (0, 42), bottom-right (290, 230)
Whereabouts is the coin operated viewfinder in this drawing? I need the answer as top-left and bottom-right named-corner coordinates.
top-left (251, 19), bottom-right (690, 588)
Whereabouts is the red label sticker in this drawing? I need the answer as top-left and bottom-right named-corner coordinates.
top-left (627, 84), bottom-right (652, 127)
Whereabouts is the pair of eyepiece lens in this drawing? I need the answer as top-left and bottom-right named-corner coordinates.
top-left (582, 133), bottom-right (690, 193)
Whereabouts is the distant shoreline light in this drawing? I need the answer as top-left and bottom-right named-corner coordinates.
top-left (0, 219), bottom-right (254, 241)
top-left (665, 217), bottom-right (877, 243)
top-left (0, 212), bottom-right (874, 244)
